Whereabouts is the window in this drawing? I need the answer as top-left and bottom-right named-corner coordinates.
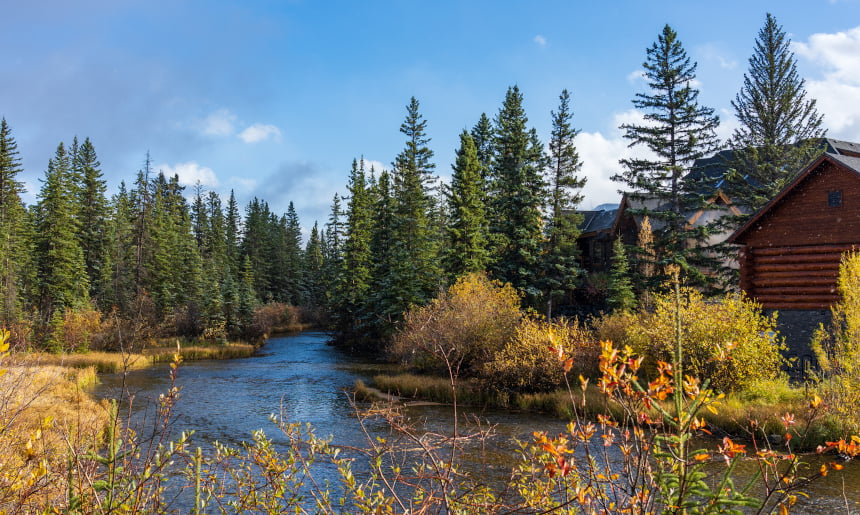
top-left (828, 190), bottom-right (843, 207)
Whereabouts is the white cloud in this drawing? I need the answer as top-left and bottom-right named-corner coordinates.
top-left (534, 34), bottom-right (547, 47)
top-left (576, 113), bottom-right (661, 209)
top-left (201, 109), bottom-right (236, 136)
top-left (362, 159), bottom-right (389, 173)
top-left (793, 26), bottom-right (860, 139)
top-left (626, 69), bottom-right (646, 83)
top-left (239, 123), bottom-right (282, 143)
top-left (158, 161), bottom-right (219, 187)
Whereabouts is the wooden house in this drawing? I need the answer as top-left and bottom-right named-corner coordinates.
top-left (576, 204), bottom-right (619, 273)
top-left (728, 150), bottom-right (860, 310)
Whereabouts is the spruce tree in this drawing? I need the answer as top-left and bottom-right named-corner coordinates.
top-left (385, 97), bottom-right (440, 321)
top-left (73, 137), bottom-right (110, 304)
top-left (470, 113), bottom-right (494, 183)
top-left (34, 142), bottom-right (89, 316)
top-left (541, 89), bottom-right (586, 317)
top-left (0, 119), bottom-right (30, 324)
top-left (303, 222), bottom-right (326, 308)
top-left (333, 159), bottom-right (375, 339)
top-left (488, 86), bottom-right (547, 302)
top-left (608, 237), bottom-right (636, 313)
top-left (613, 25), bottom-right (720, 280)
top-left (727, 13), bottom-right (826, 210)
top-left (444, 131), bottom-right (489, 280)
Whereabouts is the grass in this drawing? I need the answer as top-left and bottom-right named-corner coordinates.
top-left (362, 372), bottom-right (836, 449)
top-left (27, 350), bottom-right (151, 373)
top-left (0, 356), bottom-right (112, 507)
top-left (145, 342), bottom-right (257, 363)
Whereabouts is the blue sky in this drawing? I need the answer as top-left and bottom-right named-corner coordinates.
top-left (4, 0), bottom-right (860, 230)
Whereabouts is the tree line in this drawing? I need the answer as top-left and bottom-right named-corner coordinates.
top-left (0, 14), bottom-right (824, 353)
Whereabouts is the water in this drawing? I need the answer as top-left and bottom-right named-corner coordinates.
top-left (93, 332), bottom-right (860, 513)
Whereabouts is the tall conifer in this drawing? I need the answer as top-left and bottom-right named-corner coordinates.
top-left (540, 90), bottom-right (586, 316)
top-left (445, 131), bottom-right (489, 280)
top-left (489, 86), bottom-right (547, 302)
top-left (726, 13), bottom-right (826, 210)
top-left (613, 25), bottom-right (720, 280)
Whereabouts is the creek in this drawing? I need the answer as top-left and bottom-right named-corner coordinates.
top-left (94, 331), bottom-right (860, 513)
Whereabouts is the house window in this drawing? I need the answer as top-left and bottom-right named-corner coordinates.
top-left (828, 190), bottom-right (843, 207)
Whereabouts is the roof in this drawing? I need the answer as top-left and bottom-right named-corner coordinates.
top-left (578, 206), bottom-right (619, 235)
top-left (727, 151), bottom-right (860, 244)
top-left (615, 191), bottom-right (736, 232)
top-left (826, 138), bottom-right (860, 157)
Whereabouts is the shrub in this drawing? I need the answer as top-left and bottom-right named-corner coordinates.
top-left (389, 272), bottom-right (522, 377)
top-left (812, 250), bottom-right (860, 434)
top-left (604, 288), bottom-right (784, 393)
top-left (485, 317), bottom-right (598, 393)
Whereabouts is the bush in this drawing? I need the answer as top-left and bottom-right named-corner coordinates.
top-left (485, 317), bottom-right (598, 393)
top-left (812, 250), bottom-right (860, 434)
top-left (389, 273), bottom-right (522, 376)
top-left (596, 288), bottom-right (784, 393)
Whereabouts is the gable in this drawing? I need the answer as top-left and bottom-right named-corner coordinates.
top-left (736, 160), bottom-right (860, 248)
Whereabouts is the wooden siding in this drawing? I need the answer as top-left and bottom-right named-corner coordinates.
top-left (739, 244), bottom-right (845, 309)
top-left (740, 162), bottom-right (860, 248)
top-left (734, 159), bottom-right (860, 310)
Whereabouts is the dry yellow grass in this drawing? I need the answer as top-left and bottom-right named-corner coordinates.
top-left (0, 357), bottom-right (111, 509)
top-left (26, 350), bottom-right (151, 373)
top-left (146, 342), bottom-right (256, 363)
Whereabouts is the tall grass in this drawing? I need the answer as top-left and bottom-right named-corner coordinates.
top-left (28, 351), bottom-right (151, 373)
top-left (146, 343), bottom-right (256, 363)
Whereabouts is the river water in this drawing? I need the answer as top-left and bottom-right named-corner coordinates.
top-left (94, 331), bottom-right (860, 513)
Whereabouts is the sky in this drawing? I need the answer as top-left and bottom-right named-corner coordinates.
top-left (4, 0), bottom-right (860, 232)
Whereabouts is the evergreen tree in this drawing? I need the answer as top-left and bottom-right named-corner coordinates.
top-left (303, 222), bottom-right (326, 308)
top-left (726, 13), bottom-right (826, 210)
top-left (281, 202), bottom-right (304, 304)
top-left (322, 194), bottom-right (345, 310)
top-left (0, 119), bottom-right (30, 324)
top-left (225, 190), bottom-right (242, 275)
top-left (608, 237), bottom-right (636, 313)
top-left (444, 131), bottom-right (489, 280)
top-left (613, 25), bottom-right (720, 281)
top-left (541, 89), bottom-right (586, 317)
top-left (105, 182), bottom-right (135, 313)
top-left (72, 137), bottom-right (110, 304)
top-left (488, 86), bottom-right (547, 302)
top-left (332, 159), bottom-right (375, 338)
top-left (470, 113), bottom-right (494, 183)
top-left (34, 142), bottom-right (89, 316)
top-left (366, 169), bottom-right (398, 337)
top-left (384, 97), bottom-right (440, 323)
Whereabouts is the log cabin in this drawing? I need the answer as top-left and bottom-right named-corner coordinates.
top-left (576, 204), bottom-right (619, 273)
top-left (728, 149), bottom-right (860, 311)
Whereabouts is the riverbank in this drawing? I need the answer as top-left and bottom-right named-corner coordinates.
top-left (358, 372), bottom-right (838, 450)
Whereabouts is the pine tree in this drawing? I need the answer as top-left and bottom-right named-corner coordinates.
top-left (613, 25), bottom-right (720, 280)
top-left (73, 137), bottom-right (110, 304)
top-left (0, 119), bottom-right (30, 324)
top-left (444, 131), bottom-right (489, 280)
top-left (488, 86), bottom-right (547, 302)
top-left (608, 237), bottom-right (636, 313)
top-left (34, 142), bottom-right (89, 316)
top-left (542, 89), bottom-right (586, 317)
top-left (726, 13), bottom-right (826, 210)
